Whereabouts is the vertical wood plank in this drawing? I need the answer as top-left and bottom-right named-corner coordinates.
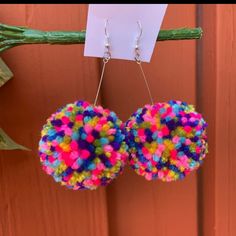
top-left (103, 4), bottom-right (198, 236)
top-left (196, 4), bottom-right (217, 236)
top-left (198, 4), bottom-right (236, 236)
top-left (0, 4), bottom-right (108, 236)
top-left (215, 6), bottom-right (236, 235)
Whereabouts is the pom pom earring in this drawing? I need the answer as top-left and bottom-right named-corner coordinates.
top-left (38, 19), bottom-right (128, 190)
top-left (125, 21), bottom-right (208, 182)
top-left (125, 101), bottom-right (208, 181)
top-left (39, 100), bottom-right (128, 190)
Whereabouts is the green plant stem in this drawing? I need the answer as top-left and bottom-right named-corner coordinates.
top-left (0, 23), bottom-right (203, 53)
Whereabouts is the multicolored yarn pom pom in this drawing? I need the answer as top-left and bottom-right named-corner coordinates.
top-left (125, 100), bottom-right (208, 182)
top-left (39, 100), bottom-right (128, 190)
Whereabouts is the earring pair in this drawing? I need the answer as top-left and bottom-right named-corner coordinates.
top-left (38, 20), bottom-right (208, 190)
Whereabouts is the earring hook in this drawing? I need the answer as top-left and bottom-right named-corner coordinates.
top-left (135, 20), bottom-right (142, 63)
top-left (104, 18), bottom-right (111, 62)
top-left (136, 20), bottom-right (142, 42)
top-left (104, 19), bottom-right (109, 39)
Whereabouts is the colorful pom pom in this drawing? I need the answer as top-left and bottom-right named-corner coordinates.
top-left (38, 100), bottom-right (128, 190)
top-left (125, 100), bottom-right (208, 182)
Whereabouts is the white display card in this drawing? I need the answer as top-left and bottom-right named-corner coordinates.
top-left (84, 4), bottom-right (168, 62)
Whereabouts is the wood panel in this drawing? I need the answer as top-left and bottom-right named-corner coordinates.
top-left (103, 4), bottom-right (198, 236)
top-left (196, 5), bottom-right (217, 236)
top-left (216, 6), bottom-right (236, 235)
top-left (0, 4), bottom-right (108, 236)
top-left (198, 4), bottom-right (236, 236)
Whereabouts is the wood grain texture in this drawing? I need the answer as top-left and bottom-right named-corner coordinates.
top-left (196, 5), bottom-right (217, 236)
top-left (197, 4), bottom-right (236, 236)
top-left (102, 4), bottom-right (198, 236)
top-left (215, 5), bottom-right (236, 236)
top-left (0, 4), bottom-right (108, 236)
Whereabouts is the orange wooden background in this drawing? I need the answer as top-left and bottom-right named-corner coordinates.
top-left (0, 4), bottom-right (235, 236)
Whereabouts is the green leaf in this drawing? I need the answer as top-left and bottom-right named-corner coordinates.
top-left (0, 128), bottom-right (31, 151)
top-left (0, 57), bottom-right (13, 87)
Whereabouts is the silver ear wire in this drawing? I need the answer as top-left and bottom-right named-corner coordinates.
top-left (104, 19), bottom-right (109, 39)
top-left (136, 20), bottom-right (142, 44)
top-left (135, 21), bottom-right (142, 63)
top-left (104, 19), bottom-right (111, 62)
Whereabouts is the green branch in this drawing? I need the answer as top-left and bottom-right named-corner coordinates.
top-left (0, 23), bottom-right (203, 53)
